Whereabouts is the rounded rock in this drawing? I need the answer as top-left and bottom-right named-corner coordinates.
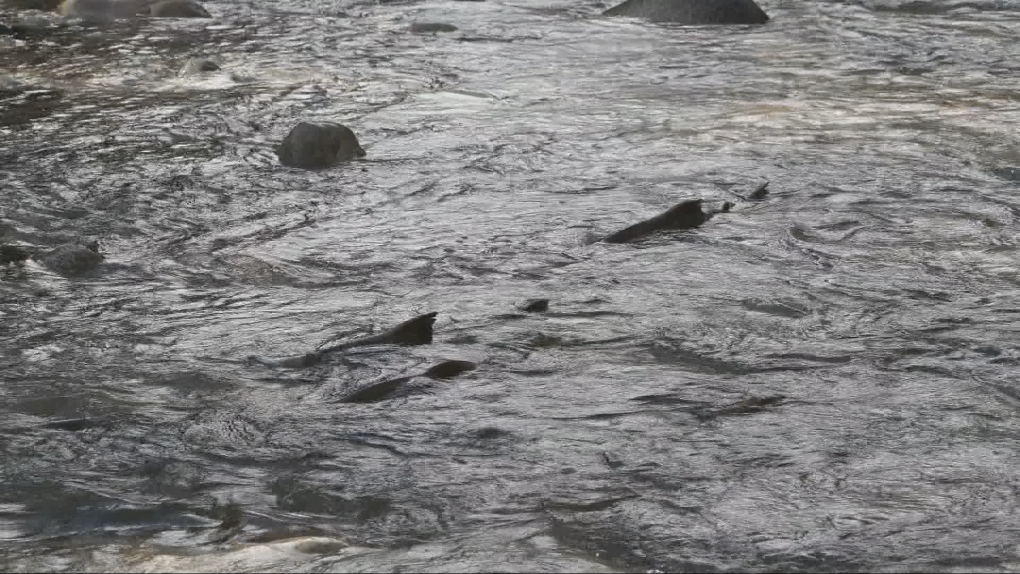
top-left (276, 121), bottom-right (366, 170)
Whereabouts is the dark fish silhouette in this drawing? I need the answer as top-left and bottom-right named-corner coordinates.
top-left (0, 244), bottom-right (31, 265)
top-left (604, 0), bottom-right (769, 25)
top-left (521, 299), bottom-right (549, 313)
top-left (340, 360), bottom-right (478, 404)
top-left (603, 199), bottom-right (710, 243)
top-left (249, 312), bottom-right (438, 369)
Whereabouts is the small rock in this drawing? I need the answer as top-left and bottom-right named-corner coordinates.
top-left (146, 0), bottom-right (211, 18)
top-left (179, 58), bottom-right (220, 76)
top-left (276, 121), bottom-right (365, 170)
top-left (0, 23), bottom-right (13, 36)
top-left (410, 22), bottom-right (458, 33)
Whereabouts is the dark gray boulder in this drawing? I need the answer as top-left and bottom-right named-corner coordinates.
top-left (603, 0), bottom-right (770, 25)
top-left (276, 121), bottom-right (366, 170)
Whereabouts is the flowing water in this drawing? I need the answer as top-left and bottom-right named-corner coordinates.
top-left (2, 0), bottom-right (1020, 571)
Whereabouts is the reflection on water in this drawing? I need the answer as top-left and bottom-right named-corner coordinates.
top-left (3, 0), bottom-right (1020, 571)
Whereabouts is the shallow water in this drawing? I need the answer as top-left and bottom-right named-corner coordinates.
top-left (2, 0), bottom-right (1020, 571)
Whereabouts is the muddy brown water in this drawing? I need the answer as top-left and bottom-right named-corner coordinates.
top-left (2, 0), bottom-right (1020, 572)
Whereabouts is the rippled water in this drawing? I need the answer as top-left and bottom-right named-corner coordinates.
top-left (3, 0), bottom-right (1020, 571)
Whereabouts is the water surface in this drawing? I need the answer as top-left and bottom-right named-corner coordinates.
top-left (2, 0), bottom-right (1020, 571)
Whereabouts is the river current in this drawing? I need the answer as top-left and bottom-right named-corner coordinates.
top-left (2, 0), bottom-right (1020, 572)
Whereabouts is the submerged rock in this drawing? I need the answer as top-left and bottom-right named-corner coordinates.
top-left (276, 121), bottom-right (366, 169)
top-left (603, 0), bottom-right (770, 25)
top-left (179, 57), bottom-right (220, 76)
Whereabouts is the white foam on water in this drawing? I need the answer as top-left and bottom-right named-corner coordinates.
top-left (97, 537), bottom-right (374, 574)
